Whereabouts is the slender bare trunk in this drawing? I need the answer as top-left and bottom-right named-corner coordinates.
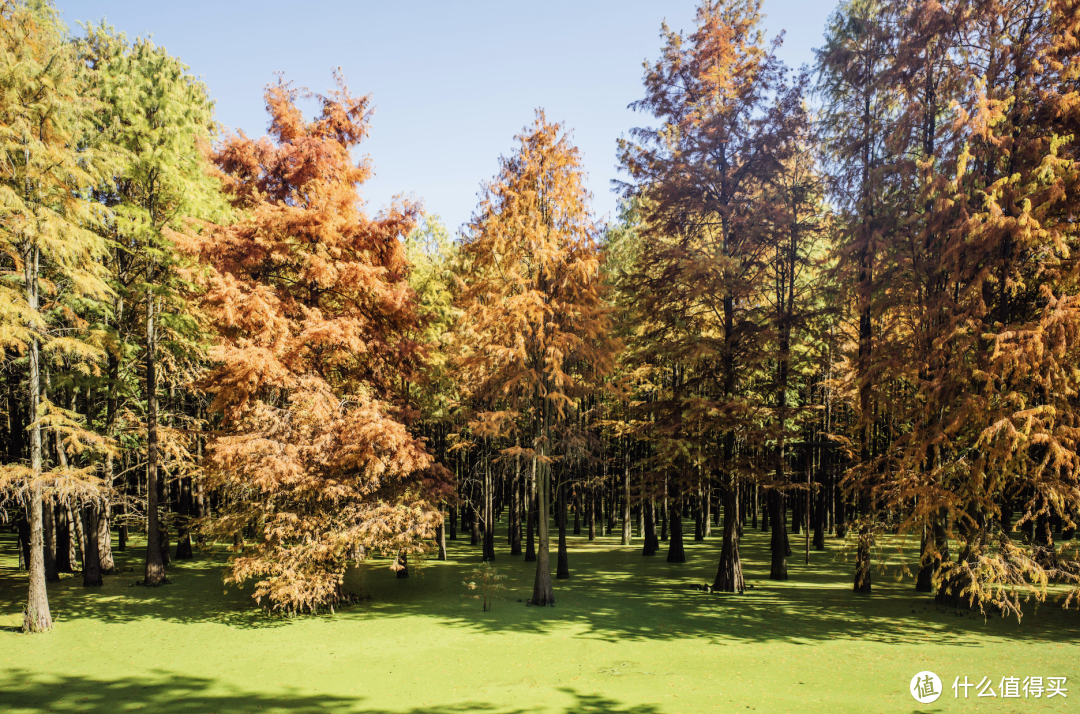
top-left (531, 396), bottom-right (553, 605)
top-left (82, 502), bottom-right (103, 586)
top-left (666, 477), bottom-right (686, 563)
top-left (23, 242), bottom-right (51, 632)
top-left (143, 292), bottom-right (166, 586)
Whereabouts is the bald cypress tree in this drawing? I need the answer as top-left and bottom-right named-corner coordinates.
top-left (186, 75), bottom-right (452, 614)
top-left (0, 0), bottom-right (113, 631)
top-left (457, 111), bottom-right (614, 606)
top-left (87, 30), bottom-right (222, 586)
top-left (816, 0), bottom-right (900, 595)
top-left (619, 0), bottom-right (793, 593)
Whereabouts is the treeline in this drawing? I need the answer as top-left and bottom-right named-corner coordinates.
top-left (3, 0), bottom-right (1080, 634)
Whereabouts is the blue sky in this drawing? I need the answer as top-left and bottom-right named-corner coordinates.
top-left (59, 1), bottom-right (838, 234)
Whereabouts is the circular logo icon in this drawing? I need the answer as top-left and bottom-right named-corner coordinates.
top-left (910, 671), bottom-right (943, 703)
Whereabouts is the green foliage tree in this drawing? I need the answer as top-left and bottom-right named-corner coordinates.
top-left (83, 27), bottom-right (224, 586)
top-left (0, 0), bottom-right (113, 631)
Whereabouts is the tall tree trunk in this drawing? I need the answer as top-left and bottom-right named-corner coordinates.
top-left (752, 483), bottom-right (759, 529)
top-left (143, 294), bottom-right (167, 586)
top-left (67, 502), bottom-right (85, 570)
top-left (714, 427), bottom-right (743, 591)
top-left (117, 496), bottom-right (128, 551)
top-left (813, 477), bottom-right (826, 550)
top-left (510, 454), bottom-right (522, 555)
top-left (18, 518), bottom-right (30, 570)
top-left (469, 502), bottom-right (480, 546)
top-left (917, 510), bottom-right (949, 592)
top-left (694, 481), bottom-right (704, 541)
top-left (175, 477), bottom-right (193, 559)
top-left (436, 509), bottom-right (447, 561)
top-left (100, 296), bottom-right (122, 571)
top-left (607, 474), bottom-right (617, 535)
top-left (702, 480), bottom-right (712, 538)
top-left (98, 502), bottom-right (115, 573)
top-left (23, 243), bottom-right (52, 632)
top-left (525, 458), bottom-right (536, 563)
top-left (159, 475), bottom-right (171, 567)
top-left (587, 489), bottom-right (596, 541)
top-left (853, 488), bottom-right (873, 593)
top-left (531, 398), bottom-right (554, 605)
top-left (834, 480), bottom-right (847, 538)
top-left (666, 478), bottom-right (686, 563)
top-left (556, 474), bottom-right (569, 579)
top-left (573, 489), bottom-right (581, 535)
top-left (620, 445), bottom-right (631, 545)
top-left (55, 504), bottom-right (73, 574)
top-left (26, 488), bottom-right (52, 631)
top-left (482, 448), bottom-right (495, 561)
top-left (81, 503), bottom-right (103, 586)
top-left (769, 490), bottom-right (788, 580)
top-left (660, 488), bottom-right (668, 541)
top-left (714, 472), bottom-right (744, 591)
top-left (42, 496), bottom-right (58, 582)
top-left (642, 498), bottom-right (657, 556)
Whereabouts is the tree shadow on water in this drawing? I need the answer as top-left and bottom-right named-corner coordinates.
top-left (0, 669), bottom-right (664, 714)
top-left (3, 528), bottom-right (1078, 646)
top-left (350, 527), bottom-right (1080, 647)
top-left (0, 533), bottom-right (288, 630)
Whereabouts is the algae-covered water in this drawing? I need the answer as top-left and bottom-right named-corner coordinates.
top-left (1, 526), bottom-right (1077, 713)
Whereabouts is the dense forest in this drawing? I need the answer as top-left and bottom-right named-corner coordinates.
top-left (3, 0), bottom-right (1080, 635)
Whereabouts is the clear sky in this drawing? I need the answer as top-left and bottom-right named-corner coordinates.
top-left (58, 1), bottom-right (838, 234)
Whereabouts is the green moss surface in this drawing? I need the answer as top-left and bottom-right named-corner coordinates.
top-left (1, 526), bottom-right (1076, 713)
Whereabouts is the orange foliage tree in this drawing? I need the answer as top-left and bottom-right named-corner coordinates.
top-left (619, 0), bottom-right (798, 592)
top-left (183, 75), bottom-right (451, 613)
top-left (456, 111), bottom-right (614, 605)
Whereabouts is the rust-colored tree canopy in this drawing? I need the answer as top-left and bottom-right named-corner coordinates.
top-left (182, 74), bottom-right (451, 613)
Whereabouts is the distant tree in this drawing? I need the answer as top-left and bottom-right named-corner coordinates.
top-left (404, 214), bottom-right (460, 560)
